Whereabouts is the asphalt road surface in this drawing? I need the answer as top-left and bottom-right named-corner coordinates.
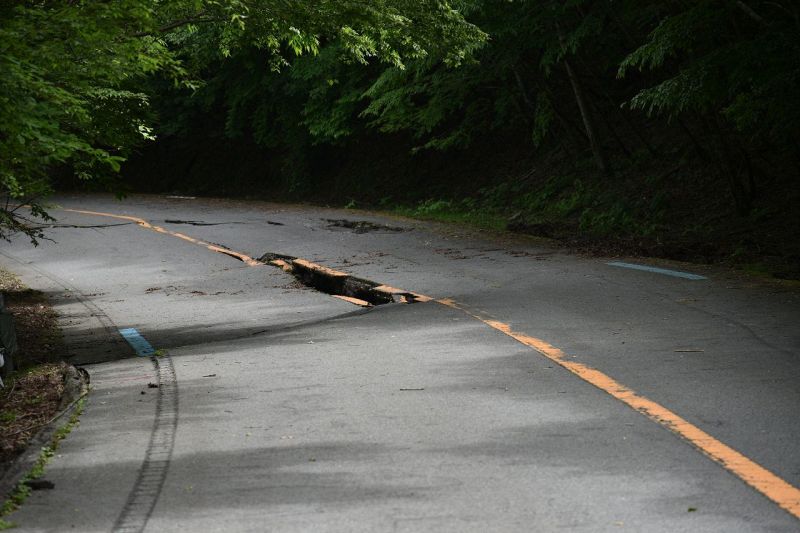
top-left (1, 194), bottom-right (798, 532)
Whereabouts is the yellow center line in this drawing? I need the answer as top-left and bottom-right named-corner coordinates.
top-left (63, 208), bottom-right (262, 266)
top-left (63, 206), bottom-right (800, 519)
top-left (437, 297), bottom-right (800, 519)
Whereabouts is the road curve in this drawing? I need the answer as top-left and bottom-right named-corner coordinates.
top-left (2, 193), bottom-right (798, 532)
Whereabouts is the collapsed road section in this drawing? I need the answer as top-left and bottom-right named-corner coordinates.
top-left (60, 208), bottom-right (428, 308)
top-left (259, 253), bottom-right (431, 307)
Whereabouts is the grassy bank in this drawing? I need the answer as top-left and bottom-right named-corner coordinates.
top-left (373, 162), bottom-right (800, 280)
top-left (0, 267), bottom-right (69, 468)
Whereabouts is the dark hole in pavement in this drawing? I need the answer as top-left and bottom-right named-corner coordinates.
top-left (259, 252), bottom-right (421, 306)
top-left (324, 219), bottom-right (406, 234)
top-left (164, 220), bottom-right (249, 226)
top-left (260, 253), bottom-right (295, 263)
top-left (25, 479), bottom-right (55, 490)
top-left (164, 219), bottom-right (220, 226)
top-left (41, 222), bottom-right (132, 229)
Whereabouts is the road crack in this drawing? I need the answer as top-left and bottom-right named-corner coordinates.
top-left (259, 252), bottom-right (430, 306)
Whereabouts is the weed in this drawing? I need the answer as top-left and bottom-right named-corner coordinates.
top-left (553, 180), bottom-right (588, 216)
top-left (578, 202), bottom-right (662, 237)
top-left (394, 199), bottom-right (506, 231)
top-left (0, 398), bottom-right (85, 526)
top-left (741, 263), bottom-right (773, 277)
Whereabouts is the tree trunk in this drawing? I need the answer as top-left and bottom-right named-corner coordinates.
top-left (707, 115), bottom-right (754, 215)
top-left (676, 117), bottom-right (709, 161)
top-left (562, 56), bottom-right (612, 176)
top-left (537, 78), bottom-right (590, 146)
top-left (556, 24), bottom-right (611, 176)
top-left (511, 65), bottom-right (585, 154)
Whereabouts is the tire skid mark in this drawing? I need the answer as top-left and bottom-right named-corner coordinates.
top-left (0, 250), bottom-right (130, 360)
top-left (62, 206), bottom-right (800, 521)
top-left (0, 250), bottom-right (179, 531)
top-left (113, 353), bottom-right (178, 533)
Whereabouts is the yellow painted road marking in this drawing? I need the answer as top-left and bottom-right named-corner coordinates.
top-left (64, 206), bottom-right (800, 519)
top-left (374, 284), bottom-right (433, 303)
top-left (332, 295), bottom-right (373, 307)
top-left (63, 208), bottom-right (262, 266)
top-left (291, 258), bottom-right (349, 278)
top-left (437, 298), bottom-right (800, 519)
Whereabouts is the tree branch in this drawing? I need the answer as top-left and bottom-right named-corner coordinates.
top-left (735, 1), bottom-right (769, 27)
top-left (131, 11), bottom-right (222, 38)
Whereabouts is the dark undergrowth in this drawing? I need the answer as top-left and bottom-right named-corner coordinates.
top-left (0, 268), bottom-right (68, 470)
top-left (110, 130), bottom-right (800, 280)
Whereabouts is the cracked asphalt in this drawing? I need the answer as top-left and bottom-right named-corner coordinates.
top-left (1, 193), bottom-right (798, 532)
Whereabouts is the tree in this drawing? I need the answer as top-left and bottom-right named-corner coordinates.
top-left (618, 0), bottom-right (800, 214)
top-left (0, 1), bottom-right (177, 243)
top-left (0, 0), bottom-right (485, 243)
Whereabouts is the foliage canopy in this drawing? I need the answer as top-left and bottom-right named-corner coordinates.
top-left (0, 0), bottom-right (484, 242)
top-left (2, 0), bottom-right (798, 257)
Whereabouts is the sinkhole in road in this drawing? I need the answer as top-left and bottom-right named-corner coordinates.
top-left (324, 218), bottom-right (407, 234)
top-left (259, 252), bottom-right (428, 307)
top-left (164, 219), bottom-right (221, 226)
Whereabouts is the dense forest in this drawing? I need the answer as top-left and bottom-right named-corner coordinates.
top-left (2, 1), bottom-right (799, 276)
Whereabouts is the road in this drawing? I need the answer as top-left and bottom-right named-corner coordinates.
top-left (1, 193), bottom-right (798, 532)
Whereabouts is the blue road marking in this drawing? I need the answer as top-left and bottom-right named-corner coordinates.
top-left (607, 261), bottom-right (707, 280)
top-left (119, 328), bottom-right (156, 356)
